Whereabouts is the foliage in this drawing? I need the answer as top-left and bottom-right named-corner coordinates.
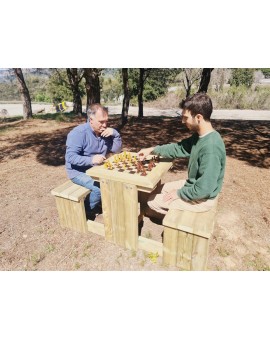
top-left (147, 252), bottom-right (159, 263)
top-left (178, 68), bottom-right (202, 97)
top-left (259, 68), bottom-right (270, 79)
top-left (209, 85), bottom-right (270, 110)
top-left (47, 69), bottom-right (85, 104)
top-left (100, 71), bottom-right (122, 103)
top-left (229, 68), bottom-right (254, 87)
top-left (129, 68), bottom-right (181, 102)
top-left (0, 73), bottom-right (51, 102)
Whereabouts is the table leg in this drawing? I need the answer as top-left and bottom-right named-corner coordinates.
top-left (100, 179), bottom-right (139, 250)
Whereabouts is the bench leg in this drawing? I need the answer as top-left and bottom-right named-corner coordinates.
top-left (55, 196), bottom-right (87, 233)
top-left (163, 227), bottom-right (210, 270)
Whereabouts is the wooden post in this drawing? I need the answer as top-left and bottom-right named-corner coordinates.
top-left (100, 179), bottom-right (139, 250)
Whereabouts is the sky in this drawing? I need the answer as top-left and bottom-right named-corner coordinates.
top-left (1, 2), bottom-right (269, 68)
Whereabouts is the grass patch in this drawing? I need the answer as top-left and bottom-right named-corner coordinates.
top-left (217, 247), bottom-right (230, 257)
top-left (33, 111), bottom-right (86, 122)
top-left (244, 253), bottom-right (270, 271)
top-left (0, 116), bottom-right (23, 124)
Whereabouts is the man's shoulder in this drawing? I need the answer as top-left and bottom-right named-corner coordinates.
top-left (199, 131), bottom-right (225, 153)
top-left (69, 123), bottom-right (89, 135)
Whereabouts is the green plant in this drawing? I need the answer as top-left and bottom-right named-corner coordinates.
top-left (74, 262), bottom-right (81, 270)
top-left (217, 247), bottom-right (230, 257)
top-left (229, 68), bottom-right (254, 87)
top-left (46, 244), bottom-right (55, 253)
top-left (30, 253), bottom-right (45, 266)
top-left (244, 253), bottom-right (270, 271)
top-left (147, 252), bottom-right (159, 263)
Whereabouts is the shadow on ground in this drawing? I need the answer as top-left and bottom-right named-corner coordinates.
top-left (0, 116), bottom-right (269, 169)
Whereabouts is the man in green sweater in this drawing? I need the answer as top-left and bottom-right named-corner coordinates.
top-left (137, 92), bottom-right (226, 216)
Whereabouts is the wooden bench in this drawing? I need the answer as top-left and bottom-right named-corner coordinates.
top-left (162, 200), bottom-right (218, 270)
top-left (51, 180), bottom-right (218, 270)
top-left (51, 180), bottom-right (90, 233)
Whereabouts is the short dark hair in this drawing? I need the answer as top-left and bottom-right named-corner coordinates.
top-left (180, 92), bottom-right (213, 121)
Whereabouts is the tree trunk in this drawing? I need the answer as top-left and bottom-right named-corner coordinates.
top-left (13, 68), bottom-right (32, 119)
top-left (138, 68), bottom-right (145, 118)
top-left (83, 69), bottom-right (101, 112)
top-left (198, 68), bottom-right (214, 93)
top-left (184, 70), bottom-right (192, 98)
top-left (66, 68), bottom-right (83, 116)
top-left (121, 68), bottom-right (130, 125)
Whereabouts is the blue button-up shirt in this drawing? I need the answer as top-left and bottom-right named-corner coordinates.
top-left (65, 122), bottom-right (122, 179)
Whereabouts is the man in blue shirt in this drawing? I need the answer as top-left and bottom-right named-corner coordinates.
top-left (65, 103), bottom-right (122, 217)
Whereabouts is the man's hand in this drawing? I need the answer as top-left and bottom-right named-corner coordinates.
top-left (101, 128), bottom-right (113, 137)
top-left (137, 147), bottom-right (155, 161)
top-left (92, 154), bottom-right (106, 165)
top-left (163, 190), bottom-right (179, 203)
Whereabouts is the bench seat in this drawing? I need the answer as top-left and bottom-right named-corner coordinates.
top-left (51, 180), bottom-right (90, 232)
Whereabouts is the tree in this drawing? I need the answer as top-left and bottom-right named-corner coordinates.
top-left (260, 68), bottom-right (270, 79)
top-left (198, 68), bottom-right (214, 93)
top-left (129, 68), bottom-right (181, 117)
top-left (83, 68), bottom-right (102, 112)
top-left (210, 68), bottom-right (231, 92)
top-left (121, 68), bottom-right (130, 125)
top-left (13, 68), bottom-right (33, 119)
top-left (66, 68), bottom-right (84, 115)
top-left (229, 68), bottom-right (254, 87)
top-left (47, 69), bottom-right (73, 103)
top-left (138, 68), bottom-right (150, 118)
top-left (181, 68), bottom-right (202, 97)
top-left (47, 69), bottom-right (85, 115)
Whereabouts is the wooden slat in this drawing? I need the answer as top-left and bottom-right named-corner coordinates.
top-left (123, 183), bottom-right (138, 250)
top-left (54, 195), bottom-right (87, 232)
top-left (176, 231), bottom-right (193, 270)
top-left (191, 235), bottom-right (209, 270)
top-left (51, 180), bottom-right (90, 202)
top-left (55, 196), bottom-right (69, 228)
top-left (163, 227), bottom-right (179, 266)
top-left (68, 185), bottom-right (90, 201)
top-left (59, 183), bottom-right (87, 201)
top-left (87, 220), bottom-right (105, 237)
top-left (100, 179), bottom-right (114, 242)
top-left (70, 199), bottom-right (87, 233)
top-left (110, 181), bottom-right (126, 247)
top-left (163, 207), bottom-right (217, 239)
top-left (138, 236), bottom-right (163, 257)
top-left (51, 181), bottom-right (74, 197)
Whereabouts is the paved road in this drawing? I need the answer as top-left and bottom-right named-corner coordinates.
top-left (1, 103), bottom-right (270, 121)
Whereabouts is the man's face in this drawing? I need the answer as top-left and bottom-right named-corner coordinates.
top-left (181, 109), bottom-right (199, 132)
top-left (90, 109), bottom-right (108, 135)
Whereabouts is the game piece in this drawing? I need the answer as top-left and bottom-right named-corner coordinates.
top-left (102, 151), bottom-right (161, 176)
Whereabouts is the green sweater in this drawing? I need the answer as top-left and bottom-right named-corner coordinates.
top-left (153, 131), bottom-right (226, 201)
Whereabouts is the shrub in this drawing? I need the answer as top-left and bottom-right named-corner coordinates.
top-left (229, 68), bottom-right (254, 88)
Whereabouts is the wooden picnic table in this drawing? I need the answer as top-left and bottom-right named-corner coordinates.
top-left (86, 152), bottom-right (173, 251)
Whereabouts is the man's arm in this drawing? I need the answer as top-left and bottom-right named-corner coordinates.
top-left (138, 135), bottom-right (196, 160)
top-left (102, 128), bottom-right (122, 153)
top-left (66, 130), bottom-right (94, 166)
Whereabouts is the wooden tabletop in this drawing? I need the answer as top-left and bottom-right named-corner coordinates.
top-left (86, 152), bottom-right (173, 192)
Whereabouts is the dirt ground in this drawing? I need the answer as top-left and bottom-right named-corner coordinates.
top-left (0, 115), bottom-right (269, 271)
